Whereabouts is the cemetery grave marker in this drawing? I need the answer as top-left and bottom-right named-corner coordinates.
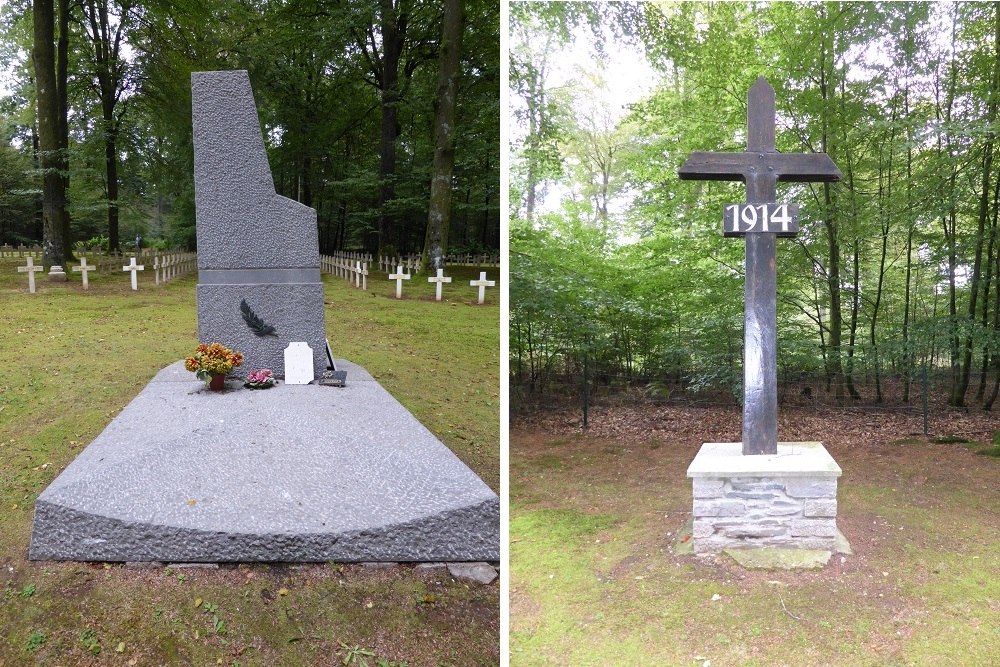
top-left (48, 265), bottom-right (67, 282)
top-left (678, 76), bottom-right (840, 456)
top-left (678, 77), bottom-right (847, 559)
top-left (389, 265), bottom-right (411, 299)
top-left (122, 257), bottom-right (144, 290)
top-left (192, 70), bottom-right (327, 378)
top-left (29, 68), bottom-right (499, 566)
top-left (17, 256), bottom-right (44, 293)
top-left (72, 257), bottom-right (93, 290)
top-left (284, 342), bottom-right (314, 385)
top-left (469, 272), bottom-right (495, 304)
top-left (428, 268), bottom-right (452, 301)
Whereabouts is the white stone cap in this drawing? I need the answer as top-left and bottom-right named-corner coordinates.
top-left (687, 442), bottom-right (842, 479)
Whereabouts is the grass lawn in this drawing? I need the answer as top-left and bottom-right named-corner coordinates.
top-left (511, 402), bottom-right (1000, 666)
top-left (0, 257), bottom-right (499, 667)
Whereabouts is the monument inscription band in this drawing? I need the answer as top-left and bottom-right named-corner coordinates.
top-left (679, 76), bottom-right (841, 456)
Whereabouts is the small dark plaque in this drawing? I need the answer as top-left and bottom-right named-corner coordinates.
top-left (723, 203), bottom-right (799, 237)
top-left (319, 370), bottom-right (347, 387)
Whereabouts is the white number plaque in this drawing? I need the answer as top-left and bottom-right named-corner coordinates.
top-left (723, 203), bottom-right (799, 237)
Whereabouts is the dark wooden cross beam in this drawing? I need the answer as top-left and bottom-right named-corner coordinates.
top-left (678, 77), bottom-right (841, 456)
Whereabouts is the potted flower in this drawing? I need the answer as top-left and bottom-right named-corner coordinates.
top-left (184, 342), bottom-right (244, 391)
top-left (244, 368), bottom-right (276, 389)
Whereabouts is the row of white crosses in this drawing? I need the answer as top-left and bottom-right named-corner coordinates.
top-left (388, 265), bottom-right (495, 303)
top-left (16, 255), bottom-right (144, 292)
top-left (320, 255), bottom-right (371, 290)
top-left (154, 252), bottom-right (196, 285)
top-left (379, 254), bottom-right (423, 274)
top-left (322, 252), bottom-right (372, 279)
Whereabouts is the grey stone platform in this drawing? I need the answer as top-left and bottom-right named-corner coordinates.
top-left (687, 442), bottom-right (843, 554)
top-left (29, 360), bottom-right (499, 563)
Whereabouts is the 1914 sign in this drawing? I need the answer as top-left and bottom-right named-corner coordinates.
top-left (723, 203), bottom-right (799, 237)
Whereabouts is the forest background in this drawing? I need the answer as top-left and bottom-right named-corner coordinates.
top-left (0, 0), bottom-right (500, 265)
top-left (510, 1), bottom-right (1000, 412)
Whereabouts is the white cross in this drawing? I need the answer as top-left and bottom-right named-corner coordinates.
top-left (122, 256), bottom-right (145, 290)
top-left (17, 256), bottom-right (44, 293)
top-left (470, 271), bottom-right (495, 304)
top-left (427, 267), bottom-right (452, 301)
top-left (388, 264), bottom-right (410, 299)
top-left (355, 261), bottom-right (363, 288)
top-left (360, 262), bottom-right (369, 290)
top-left (72, 257), bottom-right (93, 290)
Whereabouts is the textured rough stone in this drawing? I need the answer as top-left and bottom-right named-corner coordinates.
top-left (692, 479), bottom-right (725, 498)
top-left (196, 284), bottom-right (327, 379)
top-left (447, 562), bottom-right (498, 585)
top-left (692, 499), bottom-right (745, 517)
top-left (692, 520), bottom-right (716, 539)
top-left (730, 481), bottom-right (784, 492)
top-left (728, 489), bottom-right (781, 500)
top-left (789, 519), bottom-right (837, 538)
top-left (687, 442), bottom-right (842, 556)
top-left (361, 562), bottom-right (399, 570)
top-left (721, 523), bottom-right (787, 539)
top-left (804, 498), bottom-right (838, 517)
top-left (724, 548), bottom-right (832, 569)
top-left (192, 70), bottom-right (326, 378)
top-left (29, 360), bottom-right (500, 562)
top-left (785, 478), bottom-right (838, 498)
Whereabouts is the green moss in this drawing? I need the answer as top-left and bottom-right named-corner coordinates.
top-left (512, 430), bottom-right (1000, 667)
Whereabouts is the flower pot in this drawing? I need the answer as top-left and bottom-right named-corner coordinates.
top-left (209, 373), bottom-right (226, 391)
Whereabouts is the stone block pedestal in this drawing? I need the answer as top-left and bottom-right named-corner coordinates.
top-left (686, 442), bottom-right (841, 553)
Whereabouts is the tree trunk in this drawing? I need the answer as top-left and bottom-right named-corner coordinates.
top-left (32, 0), bottom-right (67, 267)
top-left (83, 0), bottom-right (127, 253)
top-left (422, 0), bottom-right (464, 271)
top-left (376, 0), bottom-right (406, 256)
top-left (56, 0), bottom-right (72, 258)
top-left (902, 84), bottom-right (914, 403)
top-left (976, 165), bottom-right (1000, 402)
top-left (952, 2), bottom-right (1000, 407)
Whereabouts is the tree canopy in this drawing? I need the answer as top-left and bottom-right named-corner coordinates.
top-left (0, 0), bottom-right (499, 258)
top-left (511, 1), bottom-right (1000, 410)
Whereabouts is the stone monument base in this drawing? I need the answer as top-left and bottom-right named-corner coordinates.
top-left (686, 442), bottom-right (843, 554)
top-left (29, 360), bottom-right (499, 563)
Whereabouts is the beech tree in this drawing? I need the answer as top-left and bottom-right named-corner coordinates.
top-left (511, 1), bottom-right (1000, 411)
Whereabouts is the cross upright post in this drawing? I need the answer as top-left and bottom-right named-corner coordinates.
top-left (427, 267), bottom-right (452, 301)
top-left (389, 265), bottom-right (410, 299)
top-left (122, 256), bottom-right (145, 291)
top-left (72, 257), bottom-right (93, 290)
top-left (679, 77), bottom-right (841, 455)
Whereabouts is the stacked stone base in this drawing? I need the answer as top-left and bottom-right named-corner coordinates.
top-left (687, 442), bottom-right (841, 554)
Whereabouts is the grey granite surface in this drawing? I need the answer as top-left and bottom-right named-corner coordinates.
top-left (192, 70), bottom-right (326, 377)
top-left (29, 360), bottom-right (499, 562)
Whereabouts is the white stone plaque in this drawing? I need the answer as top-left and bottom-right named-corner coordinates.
top-left (283, 342), bottom-right (314, 385)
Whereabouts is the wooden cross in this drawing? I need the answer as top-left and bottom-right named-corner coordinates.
top-left (72, 257), bottom-right (93, 290)
top-left (388, 265), bottom-right (410, 299)
top-left (469, 271), bottom-right (495, 305)
top-left (678, 77), bottom-right (841, 455)
top-left (122, 256), bottom-right (145, 291)
top-left (427, 267), bottom-right (452, 301)
top-left (17, 256), bottom-right (44, 293)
